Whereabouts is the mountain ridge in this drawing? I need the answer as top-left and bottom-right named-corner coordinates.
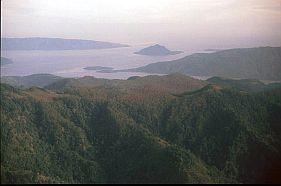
top-left (1, 37), bottom-right (129, 50)
top-left (128, 46), bottom-right (281, 81)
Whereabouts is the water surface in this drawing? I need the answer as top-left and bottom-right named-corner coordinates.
top-left (1, 45), bottom-right (208, 79)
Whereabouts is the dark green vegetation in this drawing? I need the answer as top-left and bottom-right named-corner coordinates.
top-left (130, 47), bottom-right (281, 81)
top-left (1, 74), bottom-right (63, 89)
top-left (207, 77), bottom-right (281, 93)
top-left (1, 37), bottom-right (129, 50)
top-left (134, 44), bottom-right (183, 56)
top-left (1, 74), bottom-right (281, 183)
top-left (1, 57), bottom-right (13, 66)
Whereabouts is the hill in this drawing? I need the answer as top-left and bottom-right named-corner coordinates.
top-left (1, 74), bottom-right (63, 88)
top-left (45, 73), bottom-right (207, 104)
top-left (44, 73), bottom-right (206, 95)
top-left (1, 37), bottom-right (129, 50)
top-left (130, 47), bottom-right (281, 81)
top-left (134, 44), bottom-right (183, 56)
top-left (0, 81), bottom-right (223, 184)
top-left (1, 74), bottom-right (281, 183)
top-left (207, 77), bottom-right (281, 92)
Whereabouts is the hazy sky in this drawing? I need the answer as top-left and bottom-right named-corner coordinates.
top-left (1, 0), bottom-right (281, 50)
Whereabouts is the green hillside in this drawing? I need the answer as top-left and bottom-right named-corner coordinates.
top-left (207, 77), bottom-right (281, 92)
top-left (131, 47), bottom-right (281, 81)
top-left (1, 74), bottom-right (281, 183)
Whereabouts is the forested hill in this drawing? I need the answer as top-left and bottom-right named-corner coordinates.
top-left (130, 47), bottom-right (281, 81)
top-left (1, 74), bottom-right (281, 183)
top-left (207, 76), bottom-right (281, 93)
top-left (1, 74), bottom-right (63, 89)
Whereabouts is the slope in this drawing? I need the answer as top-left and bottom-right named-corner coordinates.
top-left (131, 47), bottom-right (281, 81)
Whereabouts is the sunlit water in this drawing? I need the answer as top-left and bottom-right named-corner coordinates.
top-left (1, 45), bottom-right (210, 80)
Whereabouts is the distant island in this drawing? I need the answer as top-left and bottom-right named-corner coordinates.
top-left (84, 66), bottom-right (115, 73)
top-left (1, 57), bottom-right (13, 66)
top-left (1, 37), bottom-right (129, 50)
top-left (134, 44), bottom-right (183, 56)
top-left (84, 66), bottom-right (114, 71)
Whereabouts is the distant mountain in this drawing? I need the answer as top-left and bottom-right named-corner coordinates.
top-left (1, 57), bottom-right (13, 66)
top-left (131, 47), bottom-right (281, 81)
top-left (134, 44), bottom-right (183, 56)
top-left (1, 37), bottom-right (129, 50)
top-left (1, 74), bottom-right (63, 88)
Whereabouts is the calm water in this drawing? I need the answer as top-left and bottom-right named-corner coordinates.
top-left (1, 45), bottom-right (208, 80)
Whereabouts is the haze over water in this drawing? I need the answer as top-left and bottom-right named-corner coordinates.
top-left (1, 44), bottom-right (195, 79)
top-left (1, 0), bottom-right (281, 79)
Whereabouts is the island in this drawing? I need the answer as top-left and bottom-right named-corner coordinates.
top-left (84, 66), bottom-right (114, 71)
top-left (134, 44), bottom-right (183, 56)
top-left (1, 57), bottom-right (13, 66)
top-left (84, 66), bottom-right (116, 73)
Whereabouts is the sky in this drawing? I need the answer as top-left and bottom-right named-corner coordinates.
top-left (1, 0), bottom-right (281, 50)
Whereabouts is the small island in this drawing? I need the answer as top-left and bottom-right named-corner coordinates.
top-left (134, 44), bottom-right (183, 56)
top-left (1, 57), bottom-right (13, 66)
top-left (84, 66), bottom-right (114, 71)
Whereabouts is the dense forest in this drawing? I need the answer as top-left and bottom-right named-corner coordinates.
top-left (1, 74), bottom-right (281, 183)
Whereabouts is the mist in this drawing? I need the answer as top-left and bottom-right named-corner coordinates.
top-left (1, 0), bottom-right (281, 50)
